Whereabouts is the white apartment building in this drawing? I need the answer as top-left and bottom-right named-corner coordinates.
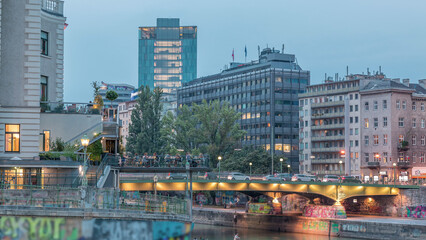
top-left (118, 100), bottom-right (137, 150)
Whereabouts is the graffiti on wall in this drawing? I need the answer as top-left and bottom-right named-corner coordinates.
top-left (406, 205), bottom-right (426, 219)
top-left (91, 219), bottom-right (152, 240)
top-left (0, 216), bottom-right (80, 240)
top-left (301, 220), bottom-right (339, 233)
top-left (248, 203), bottom-right (271, 214)
top-left (341, 223), bottom-right (367, 233)
top-left (281, 194), bottom-right (308, 212)
top-left (303, 205), bottom-right (347, 219)
top-left (153, 221), bottom-right (193, 240)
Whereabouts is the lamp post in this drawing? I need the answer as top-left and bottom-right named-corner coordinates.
top-left (80, 134), bottom-right (90, 187)
top-left (218, 156), bottom-right (222, 182)
top-left (249, 162), bottom-right (252, 178)
top-left (287, 164), bottom-right (291, 174)
top-left (339, 160), bottom-right (343, 185)
top-left (280, 158), bottom-right (283, 173)
top-left (393, 162), bottom-right (397, 188)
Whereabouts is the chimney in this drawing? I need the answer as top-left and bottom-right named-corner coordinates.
top-left (419, 79), bottom-right (426, 89)
top-left (403, 78), bottom-right (410, 86)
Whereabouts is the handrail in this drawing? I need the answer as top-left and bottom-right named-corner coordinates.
top-left (94, 154), bottom-right (114, 187)
top-left (66, 122), bottom-right (103, 144)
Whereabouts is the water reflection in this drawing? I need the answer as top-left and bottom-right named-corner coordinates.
top-left (192, 224), bottom-right (359, 240)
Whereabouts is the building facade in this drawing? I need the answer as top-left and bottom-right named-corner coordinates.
top-left (138, 18), bottom-right (197, 114)
top-left (299, 76), bottom-right (361, 176)
top-left (99, 82), bottom-right (135, 108)
top-left (177, 48), bottom-right (310, 170)
top-left (118, 100), bottom-right (137, 149)
top-left (300, 73), bottom-right (426, 182)
top-left (0, 0), bottom-right (66, 159)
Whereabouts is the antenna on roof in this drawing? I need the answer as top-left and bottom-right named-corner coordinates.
top-left (367, 68), bottom-right (370, 75)
top-left (282, 44), bottom-right (285, 53)
top-left (379, 66), bottom-right (382, 74)
top-left (325, 73), bottom-right (327, 81)
top-left (346, 66), bottom-right (349, 76)
top-left (258, 45), bottom-right (260, 56)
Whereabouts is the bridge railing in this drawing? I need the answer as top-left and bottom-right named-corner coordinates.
top-left (113, 155), bottom-right (210, 169)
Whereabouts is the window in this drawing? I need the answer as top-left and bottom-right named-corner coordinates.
top-left (350, 128), bottom-right (353, 135)
top-left (355, 128), bottom-right (359, 135)
top-left (383, 134), bottom-right (388, 145)
top-left (422, 119), bottom-right (425, 128)
top-left (355, 94), bottom-right (359, 99)
top-left (374, 118), bottom-right (378, 128)
top-left (41, 75), bottom-right (48, 101)
top-left (402, 101), bottom-right (406, 109)
top-left (412, 102), bottom-right (416, 111)
top-left (364, 118), bottom-right (369, 128)
top-left (413, 118), bottom-right (417, 128)
top-left (422, 153), bottom-right (425, 163)
top-left (5, 124), bottom-right (20, 152)
top-left (355, 140), bottom-right (359, 147)
top-left (355, 117), bottom-right (359, 123)
top-left (41, 130), bottom-right (50, 152)
top-left (373, 152), bottom-right (380, 162)
top-left (373, 135), bottom-right (379, 145)
top-left (412, 135), bottom-right (417, 145)
top-left (399, 135), bottom-right (404, 143)
top-left (364, 102), bottom-right (369, 111)
top-left (422, 103), bottom-right (425, 111)
top-left (398, 117), bottom-right (404, 127)
top-left (413, 153), bottom-right (416, 163)
top-left (350, 105), bottom-right (353, 112)
top-left (383, 117), bottom-right (388, 127)
top-left (373, 101), bottom-right (378, 110)
top-left (350, 117), bottom-right (353, 123)
top-left (396, 100), bottom-right (400, 109)
top-left (41, 31), bottom-right (48, 55)
top-left (364, 153), bottom-right (369, 162)
top-left (383, 152), bottom-right (388, 163)
top-left (383, 100), bottom-right (387, 109)
top-left (422, 136), bottom-right (425, 146)
top-left (355, 105), bottom-right (358, 111)
top-left (364, 136), bottom-right (369, 146)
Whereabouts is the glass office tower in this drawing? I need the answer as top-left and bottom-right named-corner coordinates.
top-left (138, 18), bottom-right (197, 114)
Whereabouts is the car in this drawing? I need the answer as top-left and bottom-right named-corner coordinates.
top-left (166, 173), bottom-right (187, 180)
top-left (322, 175), bottom-right (340, 183)
top-left (227, 172), bottom-right (250, 181)
top-left (202, 172), bottom-right (217, 180)
top-left (291, 174), bottom-right (318, 182)
top-left (263, 173), bottom-right (292, 181)
top-left (341, 176), bottom-right (362, 183)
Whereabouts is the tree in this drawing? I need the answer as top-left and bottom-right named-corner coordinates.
top-left (91, 81), bottom-right (103, 110)
top-left (173, 105), bottom-right (198, 153)
top-left (126, 86), bottom-right (164, 154)
top-left (106, 90), bottom-right (118, 108)
top-left (192, 100), bottom-right (246, 168)
top-left (220, 146), bottom-right (284, 174)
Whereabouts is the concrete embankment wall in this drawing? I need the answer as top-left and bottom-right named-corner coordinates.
top-left (193, 209), bottom-right (426, 240)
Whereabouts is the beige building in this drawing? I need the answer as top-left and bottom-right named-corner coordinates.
top-left (118, 100), bottom-right (137, 150)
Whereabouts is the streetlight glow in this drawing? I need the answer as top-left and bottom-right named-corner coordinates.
top-left (218, 156), bottom-right (222, 182)
top-left (81, 134), bottom-right (89, 147)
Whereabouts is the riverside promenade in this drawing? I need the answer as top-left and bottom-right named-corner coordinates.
top-left (193, 207), bottom-right (426, 240)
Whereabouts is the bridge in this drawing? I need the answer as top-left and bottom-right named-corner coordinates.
top-left (119, 179), bottom-right (420, 201)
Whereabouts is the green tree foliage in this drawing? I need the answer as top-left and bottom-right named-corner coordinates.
top-left (220, 146), bottom-right (287, 174)
top-left (173, 105), bottom-right (198, 153)
top-left (193, 100), bottom-right (246, 168)
top-left (87, 139), bottom-right (103, 162)
top-left (126, 86), bottom-right (164, 154)
top-left (91, 81), bottom-right (103, 110)
top-left (106, 90), bottom-right (118, 108)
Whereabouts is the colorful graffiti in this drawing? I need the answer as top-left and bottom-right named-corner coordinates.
top-left (301, 220), bottom-right (339, 233)
top-left (341, 223), bottom-right (367, 233)
top-left (0, 216), bottom-right (80, 240)
top-left (281, 194), bottom-right (308, 212)
top-left (248, 203), bottom-right (271, 214)
top-left (405, 205), bottom-right (426, 219)
top-left (303, 205), bottom-right (347, 219)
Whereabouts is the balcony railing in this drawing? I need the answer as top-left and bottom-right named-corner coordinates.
top-left (41, 0), bottom-right (64, 16)
top-left (367, 162), bottom-right (380, 167)
top-left (397, 161), bottom-right (411, 167)
top-left (41, 102), bottom-right (101, 115)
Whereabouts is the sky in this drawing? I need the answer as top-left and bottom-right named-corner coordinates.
top-left (63, 0), bottom-right (426, 102)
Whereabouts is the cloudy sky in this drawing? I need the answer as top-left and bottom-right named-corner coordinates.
top-left (64, 0), bottom-right (426, 102)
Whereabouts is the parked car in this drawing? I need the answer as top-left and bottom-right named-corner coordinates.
top-left (263, 173), bottom-right (292, 181)
top-left (341, 176), bottom-right (362, 183)
top-left (291, 174), bottom-right (319, 182)
top-left (202, 172), bottom-right (217, 180)
top-left (227, 172), bottom-right (250, 181)
top-left (322, 175), bottom-right (340, 183)
top-left (166, 173), bottom-right (187, 180)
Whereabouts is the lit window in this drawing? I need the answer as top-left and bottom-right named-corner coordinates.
top-left (283, 144), bottom-right (291, 152)
top-left (364, 118), bottom-right (369, 128)
top-left (275, 144), bottom-right (283, 151)
top-left (5, 124), bottom-right (20, 152)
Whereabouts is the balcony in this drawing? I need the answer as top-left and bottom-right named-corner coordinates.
top-left (41, 102), bottom-right (101, 115)
top-left (311, 123), bottom-right (344, 130)
top-left (300, 86), bottom-right (359, 98)
top-left (311, 112), bottom-right (344, 119)
top-left (41, 0), bottom-right (64, 16)
top-left (397, 161), bottom-right (411, 168)
top-left (311, 147), bottom-right (341, 153)
top-left (311, 135), bottom-right (345, 142)
top-left (311, 101), bottom-right (344, 108)
top-left (311, 158), bottom-right (342, 164)
top-left (367, 162), bottom-right (380, 168)
top-left (397, 141), bottom-right (409, 152)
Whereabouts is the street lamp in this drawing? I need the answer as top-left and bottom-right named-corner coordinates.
top-left (339, 160), bottom-right (343, 184)
top-left (249, 162), bottom-right (252, 178)
top-left (218, 156), bottom-right (222, 181)
top-left (80, 134), bottom-right (90, 187)
top-left (287, 164), bottom-right (291, 174)
top-left (280, 158), bottom-right (283, 173)
top-left (393, 162), bottom-right (397, 188)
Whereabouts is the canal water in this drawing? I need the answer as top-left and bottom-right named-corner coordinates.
top-left (192, 224), bottom-right (360, 240)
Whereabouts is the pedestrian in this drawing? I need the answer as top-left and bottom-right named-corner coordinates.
top-left (234, 232), bottom-right (240, 240)
top-left (233, 211), bottom-right (237, 225)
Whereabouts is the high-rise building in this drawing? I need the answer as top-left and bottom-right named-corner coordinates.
top-left (99, 82), bottom-right (135, 108)
top-left (177, 48), bottom-right (310, 171)
top-left (138, 18), bottom-right (197, 114)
